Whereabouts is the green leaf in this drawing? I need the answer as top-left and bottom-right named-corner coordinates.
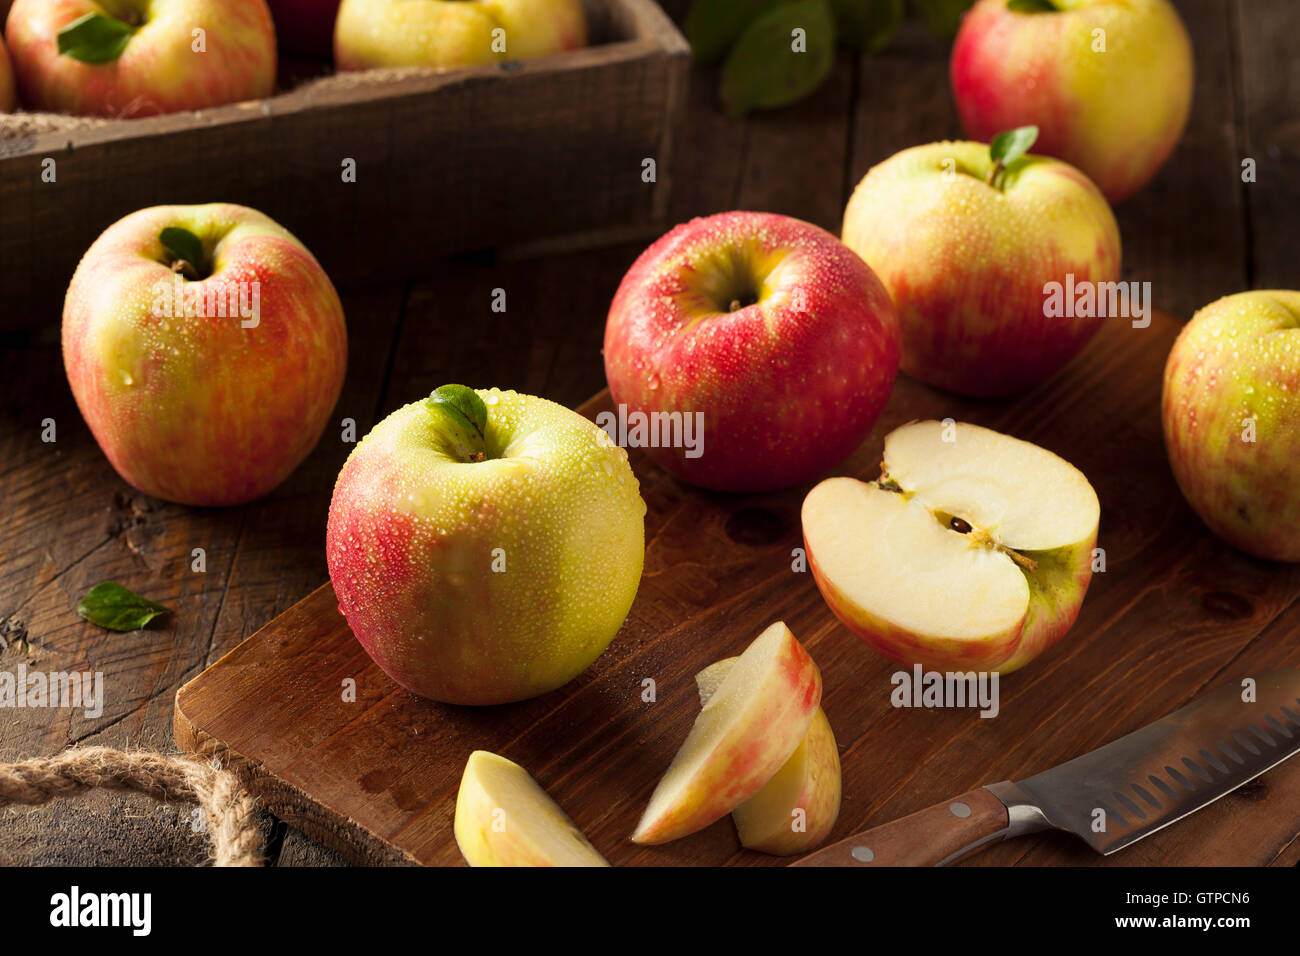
top-left (57, 12), bottom-right (136, 65)
top-left (831, 0), bottom-right (903, 53)
top-left (989, 125), bottom-right (1039, 166)
top-left (1006, 0), bottom-right (1057, 12)
top-left (720, 0), bottom-right (838, 118)
top-left (909, 0), bottom-right (976, 37)
top-left (427, 384), bottom-right (488, 437)
top-left (77, 582), bottom-right (171, 632)
top-left (159, 227), bottom-right (204, 275)
top-left (685, 0), bottom-right (788, 64)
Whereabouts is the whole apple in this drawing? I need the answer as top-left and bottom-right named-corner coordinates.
top-left (951, 0), bottom-right (1193, 203)
top-left (63, 203), bottom-right (347, 506)
top-left (842, 137), bottom-right (1121, 397)
top-left (266, 0), bottom-right (339, 58)
top-left (334, 0), bottom-right (586, 72)
top-left (6, 0), bottom-right (276, 117)
top-left (326, 385), bottom-right (646, 705)
top-left (1162, 291), bottom-right (1300, 562)
top-left (0, 31), bottom-right (15, 110)
top-left (603, 211), bottom-right (900, 493)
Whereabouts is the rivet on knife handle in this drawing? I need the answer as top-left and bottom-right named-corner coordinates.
top-left (789, 787), bottom-right (1013, 867)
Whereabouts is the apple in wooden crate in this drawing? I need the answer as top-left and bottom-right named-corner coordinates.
top-left (0, 31), bottom-right (16, 110)
top-left (842, 130), bottom-right (1120, 397)
top-left (455, 750), bottom-right (609, 866)
top-left (803, 421), bottom-right (1100, 673)
top-left (266, 0), bottom-right (339, 57)
top-left (696, 657), bottom-right (841, 855)
top-left (604, 211), bottom-right (900, 493)
top-left (951, 0), bottom-right (1193, 203)
top-left (632, 621), bottom-right (821, 844)
top-left (326, 386), bottom-right (646, 705)
top-left (1162, 291), bottom-right (1300, 562)
top-left (334, 0), bottom-right (587, 71)
top-left (63, 203), bottom-right (347, 506)
top-left (6, 0), bottom-right (276, 117)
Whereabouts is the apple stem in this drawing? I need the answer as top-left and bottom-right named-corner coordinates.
top-left (170, 259), bottom-right (199, 281)
top-left (1000, 546), bottom-right (1038, 573)
top-left (985, 160), bottom-right (1005, 190)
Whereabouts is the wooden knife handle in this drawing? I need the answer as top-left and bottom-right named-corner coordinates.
top-left (789, 787), bottom-right (1009, 867)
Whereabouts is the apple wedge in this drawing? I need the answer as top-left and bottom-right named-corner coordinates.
top-left (696, 658), bottom-right (841, 856)
top-left (631, 621), bottom-right (822, 845)
top-left (803, 421), bottom-right (1099, 674)
top-left (454, 750), bottom-right (609, 866)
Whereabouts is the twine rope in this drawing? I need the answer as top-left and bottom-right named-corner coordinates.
top-left (0, 746), bottom-right (263, 866)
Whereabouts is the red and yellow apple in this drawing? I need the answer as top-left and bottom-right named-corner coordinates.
top-left (326, 385), bottom-right (646, 705)
top-left (6, 0), bottom-right (276, 117)
top-left (842, 139), bottom-right (1120, 397)
top-left (63, 203), bottom-right (347, 506)
top-left (951, 0), bottom-right (1193, 203)
top-left (631, 621), bottom-right (821, 845)
top-left (454, 750), bottom-right (609, 866)
top-left (334, 0), bottom-right (586, 72)
top-left (604, 210), bottom-right (900, 493)
top-left (0, 31), bottom-right (16, 110)
top-left (265, 0), bottom-right (338, 58)
top-left (1162, 290), bottom-right (1300, 563)
top-left (696, 657), bottom-right (841, 855)
top-left (803, 421), bottom-right (1100, 673)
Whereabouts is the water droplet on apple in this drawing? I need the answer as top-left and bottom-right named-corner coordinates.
top-left (648, 373), bottom-right (661, 391)
top-left (121, 371), bottom-right (134, 386)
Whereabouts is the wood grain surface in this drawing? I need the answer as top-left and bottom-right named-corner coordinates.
top-left (173, 311), bottom-right (1300, 866)
top-left (2, 0), bottom-right (1296, 866)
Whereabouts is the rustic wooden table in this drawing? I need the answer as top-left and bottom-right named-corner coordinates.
top-left (1, 0), bottom-right (1295, 866)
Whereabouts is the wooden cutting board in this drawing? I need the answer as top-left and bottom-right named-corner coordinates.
top-left (173, 310), bottom-right (1300, 866)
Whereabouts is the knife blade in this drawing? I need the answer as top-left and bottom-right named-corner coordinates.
top-left (791, 669), bottom-right (1300, 866)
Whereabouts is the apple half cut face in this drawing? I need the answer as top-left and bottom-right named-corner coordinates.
top-left (803, 421), bottom-right (1100, 674)
top-left (454, 751), bottom-right (609, 867)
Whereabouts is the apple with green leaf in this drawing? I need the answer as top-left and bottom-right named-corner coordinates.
top-left (604, 210), bottom-right (900, 493)
top-left (333, 0), bottom-right (587, 72)
top-left (63, 203), bottom-right (347, 507)
top-left (5, 0), bottom-right (276, 117)
top-left (842, 127), bottom-right (1121, 397)
top-left (951, 0), bottom-right (1193, 203)
top-left (803, 420), bottom-right (1100, 673)
top-left (1162, 290), bottom-right (1300, 563)
top-left (455, 750), bottom-right (609, 866)
top-left (326, 385), bottom-right (646, 705)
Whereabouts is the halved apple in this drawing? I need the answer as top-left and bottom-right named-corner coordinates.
top-left (697, 657), bottom-right (841, 855)
top-left (803, 421), bottom-right (1099, 674)
top-left (631, 621), bottom-right (822, 845)
top-left (454, 750), bottom-right (609, 866)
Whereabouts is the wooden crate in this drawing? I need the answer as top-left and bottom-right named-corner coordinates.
top-left (0, 0), bottom-right (689, 331)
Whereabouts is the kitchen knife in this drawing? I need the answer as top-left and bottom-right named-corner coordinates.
top-left (792, 669), bottom-right (1300, 866)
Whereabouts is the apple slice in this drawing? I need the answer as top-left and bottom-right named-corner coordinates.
top-left (696, 658), bottom-right (841, 856)
top-left (631, 622), bottom-right (822, 845)
top-left (454, 750), bottom-right (609, 867)
top-left (803, 420), bottom-right (1099, 674)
